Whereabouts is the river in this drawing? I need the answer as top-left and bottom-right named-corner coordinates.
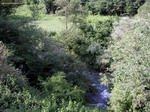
top-left (81, 68), bottom-right (110, 109)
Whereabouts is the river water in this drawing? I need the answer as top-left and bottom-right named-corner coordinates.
top-left (81, 69), bottom-right (110, 109)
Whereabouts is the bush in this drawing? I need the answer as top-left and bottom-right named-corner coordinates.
top-left (108, 6), bottom-right (150, 112)
top-left (0, 17), bottom-right (86, 87)
top-left (137, 0), bottom-right (150, 19)
top-left (65, 17), bottom-right (114, 69)
top-left (0, 42), bottom-right (103, 112)
top-left (86, 0), bottom-right (145, 16)
top-left (0, 41), bottom-right (30, 111)
top-left (41, 72), bottom-right (85, 102)
top-left (0, 0), bottom-right (15, 16)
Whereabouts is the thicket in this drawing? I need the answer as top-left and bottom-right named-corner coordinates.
top-left (0, 18), bottom-right (105, 112)
top-left (86, 0), bottom-right (145, 16)
top-left (0, 16), bottom-right (87, 86)
top-left (0, 0), bottom-right (16, 16)
top-left (0, 0), bottom-right (148, 111)
top-left (64, 16), bottom-right (115, 70)
top-left (0, 3), bottom-right (105, 111)
top-left (108, 1), bottom-right (150, 111)
top-left (24, 0), bottom-right (145, 16)
top-left (0, 43), bottom-right (102, 111)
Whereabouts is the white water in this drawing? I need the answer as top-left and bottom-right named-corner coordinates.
top-left (82, 69), bottom-right (110, 109)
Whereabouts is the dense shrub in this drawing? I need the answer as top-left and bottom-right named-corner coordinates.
top-left (108, 4), bottom-right (150, 111)
top-left (0, 0), bottom-right (14, 16)
top-left (0, 41), bottom-right (30, 111)
top-left (0, 0), bottom-right (23, 16)
top-left (0, 11), bottom-right (102, 111)
top-left (41, 72), bottom-right (85, 102)
top-left (65, 17), bottom-right (114, 69)
top-left (0, 42), bottom-right (103, 112)
top-left (137, 0), bottom-right (150, 19)
top-left (0, 18), bottom-right (86, 87)
top-left (86, 0), bottom-right (145, 16)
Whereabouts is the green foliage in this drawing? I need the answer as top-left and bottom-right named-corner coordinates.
top-left (43, 0), bottom-right (58, 14)
top-left (0, 8), bottom-right (98, 111)
top-left (24, 0), bottom-right (40, 5)
top-left (0, 41), bottom-right (30, 111)
top-left (65, 16), bottom-right (114, 69)
top-left (0, 15), bottom-right (86, 89)
top-left (0, 0), bottom-right (15, 16)
top-left (12, 5), bottom-right (73, 32)
top-left (137, 0), bottom-right (150, 19)
top-left (108, 8), bottom-right (150, 112)
top-left (0, 41), bottom-right (103, 112)
top-left (29, 4), bottom-right (40, 20)
top-left (42, 72), bottom-right (85, 102)
top-left (86, 0), bottom-right (145, 16)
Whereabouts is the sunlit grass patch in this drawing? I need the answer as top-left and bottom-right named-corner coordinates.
top-left (35, 18), bottom-right (68, 33)
top-left (86, 15), bottom-right (118, 23)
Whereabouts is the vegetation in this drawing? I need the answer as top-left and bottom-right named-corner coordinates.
top-left (64, 16), bottom-right (116, 69)
top-left (0, 0), bottom-right (149, 112)
top-left (107, 1), bottom-right (150, 112)
top-left (86, 0), bottom-right (145, 16)
top-left (0, 44), bottom-right (101, 111)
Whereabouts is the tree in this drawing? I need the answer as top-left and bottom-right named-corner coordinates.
top-left (0, 0), bottom-right (14, 16)
top-left (44, 0), bottom-right (56, 14)
top-left (55, 0), bottom-right (83, 29)
top-left (86, 0), bottom-right (145, 15)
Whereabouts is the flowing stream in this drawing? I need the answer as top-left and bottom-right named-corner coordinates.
top-left (81, 69), bottom-right (110, 109)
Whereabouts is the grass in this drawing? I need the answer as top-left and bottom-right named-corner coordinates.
top-left (14, 5), bottom-right (32, 17)
top-left (35, 19), bottom-right (67, 33)
top-left (12, 5), bottom-right (117, 33)
top-left (13, 5), bottom-right (71, 33)
top-left (86, 15), bottom-right (118, 23)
